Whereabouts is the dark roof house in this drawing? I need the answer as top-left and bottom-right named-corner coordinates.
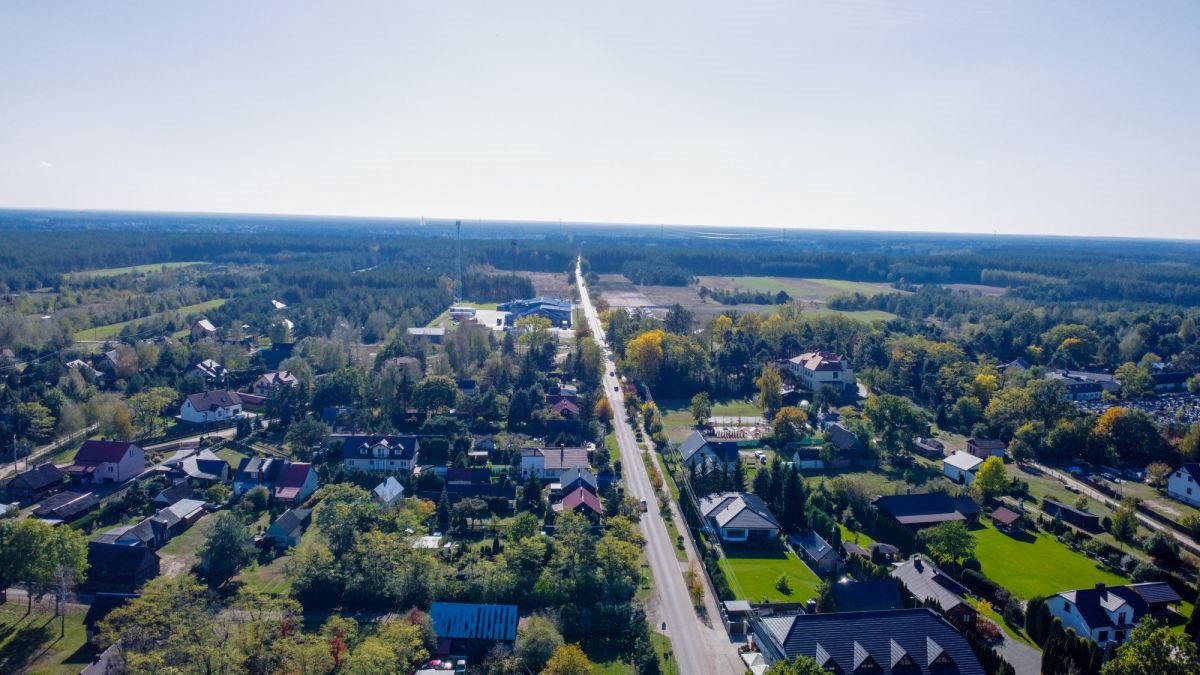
top-left (4, 462), bottom-right (65, 502)
top-left (874, 493), bottom-right (980, 528)
top-left (831, 580), bottom-right (905, 613)
top-left (429, 602), bottom-right (519, 655)
top-left (84, 543), bottom-right (160, 593)
top-left (760, 608), bottom-right (985, 675)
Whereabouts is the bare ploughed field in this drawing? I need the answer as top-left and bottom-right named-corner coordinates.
top-left (945, 283), bottom-right (1007, 297)
top-left (520, 271), bottom-right (574, 298)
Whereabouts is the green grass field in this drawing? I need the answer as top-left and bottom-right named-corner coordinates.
top-left (973, 520), bottom-right (1128, 599)
top-left (217, 447), bottom-right (249, 468)
top-left (64, 261), bottom-right (207, 279)
top-left (719, 548), bottom-right (822, 603)
top-left (74, 298), bottom-right (227, 341)
top-left (696, 276), bottom-right (899, 300)
top-left (799, 308), bottom-right (897, 322)
top-left (657, 397), bottom-right (760, 442)
top-left (0, 604), bottom-right (93, 675)
top-left (587, 633), bottom-right (677, 675)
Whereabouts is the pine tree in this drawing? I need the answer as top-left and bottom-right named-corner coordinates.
top-left (437, 488), bottom-right (451, 533)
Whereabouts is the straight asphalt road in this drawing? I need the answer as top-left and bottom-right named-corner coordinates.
top-left (576, 260), bottom-right (744, 675)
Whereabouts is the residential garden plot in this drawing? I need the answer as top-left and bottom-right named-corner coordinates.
top-left (972, 520), bottom-right (1127, 599)
top-left (0, 603), bottom-right (92, 675)
top-left (657, 397), bottom-right (760, 443)
top-left (718, 548), bottom-right (822, 604)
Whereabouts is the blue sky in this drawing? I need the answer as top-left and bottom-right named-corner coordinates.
top-left (2, 1), bottom-right (1197, 237)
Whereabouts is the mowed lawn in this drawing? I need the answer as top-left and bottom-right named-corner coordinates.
top-left (74, 298), bottom-right (227, 340)
top-left (657, 397), bottom-right (760, 442)
top-left (0, 604), bottom-right (93, 675)
top-left (719, 548), bottom-right (822, 603)
top-left (973, 521), bottom-right (1127, 599)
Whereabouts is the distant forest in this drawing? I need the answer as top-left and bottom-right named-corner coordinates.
top-left (3, 209), bottom-right (1200, 307)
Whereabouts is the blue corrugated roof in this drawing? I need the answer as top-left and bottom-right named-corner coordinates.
top-left (430, 602), bottom-right (519, 642)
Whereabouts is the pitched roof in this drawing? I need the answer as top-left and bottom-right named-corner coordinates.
top-left (154, 481), bottom-right (194, 505)
top-left (523, 447), bottom-right (589, 471)
top-left (561, 486), bottom-right (603, 514)
top-left (337, 435), bottom-right (419, 461)
top-left (1128, 582), bottom-right (1182, 605)
top-left (1178, 463), bottom-right (1200, 483)
top-left (550, 398), bottom-right (580, 415)
top-left (678, 431), bottom-right (739, 463)
top-left (788, 351), bottom-right (849, 372)
top-left (4, 462), bottom-right (64, 491)
top-left (274, 462), bottom-right (313, 490)
top-left (160, 499), bottom-right (206, 522)
top-left (1057, 584), bottom-right (1150, 630)
top-left (944, 451), bottom-right (984, 472)
top-left (792, 531), bottom-right (837, 561)
top-left (991, 507), bottom-right (1020, 526)
top-left (86, 543), bottom-right (160, 585)
top-left (825, 423), bottom-right (865, 453)
top-left (33, 491), bottom-right (99, 520)
top-left (373, 477), bottom-right (405, 503)
top-left (874, 493), bottom-right (980, 526)
top-left (185, 390), bottom-right (242, 412)
top-left (892, 557), bottom-right (974, 614)
top-left (967, 438), bottom-right (1006, 451)
top-left (559, 466), bottom-right (598, 493)
top-left (268, 508), bottom-right (312, 537)
top-left (194, 319), bottom-right (217, 332)
top-left (255, 371), bottom-right (298, 388)
top-left (75, 440), bottom-right (141, 465)
top-left (699, 492), bottom-right (781, 531)
top-left (429, 602), bottom-right (519, 642)
top-left (761, 608), bottom-right (984, 675)
top-left (831, 581), bottom-right (904, 613)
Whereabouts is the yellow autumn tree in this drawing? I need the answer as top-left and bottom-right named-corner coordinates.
top-left (625, 330), bottom-right (665, 384)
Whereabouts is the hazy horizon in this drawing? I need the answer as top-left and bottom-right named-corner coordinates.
top-left (3, 1), bottom-right (1198, 239)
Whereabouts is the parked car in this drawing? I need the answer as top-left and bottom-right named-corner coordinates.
top-left (1064, 483), bottom-right (1080, 493)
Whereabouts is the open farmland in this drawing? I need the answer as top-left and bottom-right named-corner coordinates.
top-left (73, 298), bottom-right (227, 341)
top-left (598, 274), bottom-right (899, 322)
top-left (64, 261), bottom-right (207, 279)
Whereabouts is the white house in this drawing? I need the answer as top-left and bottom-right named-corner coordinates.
top-left (66, 440), bottom-right (146, 485)
top-left (785, 351), bottom-right (855, 395)
top-left (253, 371), bottom-right (298, 398)
top-left (192, 359), bottom-right (227, 381)
top-left (181, 390), bottom-right (243, 423)
top-left (336, 435), bottom-right (420, 473)
top-left (678, 431), bottom-right (740, 472)
top-left (520, 446), bottom-right (589, 480)
top-left (943, 451), bottom-right (984, 486)
top-left (1047, 583), bottom-right (1159, 646)
top-left (1167, 463), bottom-right (1200, 507)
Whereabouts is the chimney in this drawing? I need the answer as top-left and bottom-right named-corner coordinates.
top-left (1095, 582), bottom-right (1106, 597)
top-left (806, 599), bottom-right (817, 614)
top-left (914, 558), bottom-right (924, 572)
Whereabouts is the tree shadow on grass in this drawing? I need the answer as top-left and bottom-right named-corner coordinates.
top-left (64, 641), bottom-right (98, 666)
top-left (0, 616), bottom-right (56, 674)
top-left (723, 545), bottom-right (788, 561)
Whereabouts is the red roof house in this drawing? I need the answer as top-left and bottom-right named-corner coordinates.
top-left (271, 462), bottom-right (318, 506)
top-left (68, 441), bottom-right (145, 485)
top-left (560, 486), bottom-right (602, 520)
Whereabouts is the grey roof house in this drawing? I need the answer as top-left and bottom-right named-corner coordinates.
top-left (699, 492), bottom-right (781, 544)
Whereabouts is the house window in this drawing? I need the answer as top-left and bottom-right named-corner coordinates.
top-left (1064, 603), bottom-right (1071, 613)
top-left (1117, 613), bottom-right (1125, 625)
top-left (108, 465), bottom-right (114, 473)
top-left (1116, 630), bottom-right (1125, 641)
top-left (1098, 631), bottom-right (1109, 642)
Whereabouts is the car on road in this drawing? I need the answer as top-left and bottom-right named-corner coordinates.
top-left (1064, 483), bottom-right (1080, 493)
top-left (639, 499), bottom-right (648, 512)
